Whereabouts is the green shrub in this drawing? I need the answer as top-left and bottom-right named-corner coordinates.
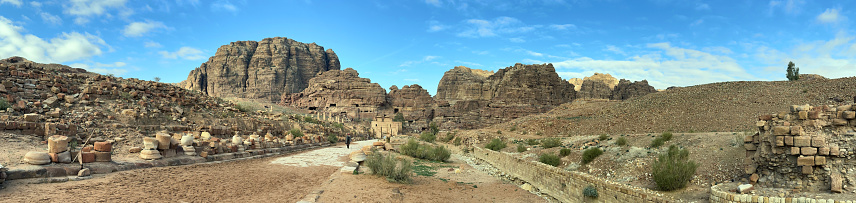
top-left (453, 137), bottom-right (462, 146)
top-left (525, 139), bottom-right (539, 146)
top-left (393, 113), bottom-right (405, 122)
top-left (583, 185), bottom-right (598, 198)
top-left (420, 131), bottom-right (436, 143)
top-left (303, 116), bottom-right (320, 124)
top-left (652, 145), bottom-right (698, 191)
top-left (510, 125), bottom-right (517, 131)
top-left (327, 134), bottom-right (338, 144)
top-left (485, 138), bottom-right (506, 151)
top-left (289, 129), bottom-right (304, 137)
top-left (598, 134), bottom-right (609, 141)
top-left (440, 131), bottom-right (456, 142)
top-left (429, 122), bottom-right (439, 135)
top-left (0, 98), bottom-right (10, 110)
top-left (496, 130), bottom-right (502, 134)
top-left (400, 139), bottom-right (450, 162)
top-left (541, 138), bottom-right (562, 149)
top-left (581, 147), bottom-right (603, 164)
top-left (539, 153), bottom-right (561, 167)
top-left (517, 144), bottom-right (527, 152)
top-left (661, 132), bottom-right (673, 141)
top-left (364, 151), bottom-right (412, 183)
top-left (616, 137), bottom-right (628, 146)
top-left (559, 148), bottom-right (571, 157)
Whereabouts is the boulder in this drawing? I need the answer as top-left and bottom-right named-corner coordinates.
top-left (23, 151), bottom-right (51, 165)
top-left (129, 147), bottom-right (142, 153)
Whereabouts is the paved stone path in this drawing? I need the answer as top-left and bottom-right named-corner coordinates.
top-left (271, 139), bottom-right (376, 167)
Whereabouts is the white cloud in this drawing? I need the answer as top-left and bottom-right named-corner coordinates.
top-left (545, 43), bottom-right (753, 89)
top-left (63, 0), bottom-right (131, 25)
top-left (122, 20), bottom-right (168, 37)
top-left (690, 19), bottom-right (704, 26)
top-left (425, 0), bottom-right (441, 7)
top-left (29, 1), bottom-right (39, 7)
top-left (70, 62), bottom-right (128, 76)
top-left (752, 31), bottom-right (856, 79)
top-left (454, 60), bottom-right (483, 67)
top-left (695, 3), bottom-right (710, 10)
top-left (816, 8), bottom-right (842, 24)
top-left (768, 0), bottom-right (805, 15)
top-left (549, 24), bottom-right (576, 30)
top-left (144, 41), bottom-right (162, 48)
top-left (472, 50), bottom-right (489, 55)
top-left (158, 47), bottom-right (204, 60)
top-left (0, 0), bottom-right (22, 6)
top-left (0, 16), bottom-right (107, 63)
top-left (40, 12), bottom-right (62, 25)
top-left (427, 20), bottom-right (447, 32)
top-left (525, 50), bottom-right (543, 57)
top-left (211, 0), bottom-right (239, 13)
top-left (400, 55), bottom-right (440, 67)
top-left (509, 37), bottom-right (525, 43)
top-left (457, 16), bottom-right (537, 38)
top-left (605, 45), bottom-right (625, 55)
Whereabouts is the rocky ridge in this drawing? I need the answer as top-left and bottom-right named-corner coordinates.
top-left (180, 37), bottom-right (340, 102)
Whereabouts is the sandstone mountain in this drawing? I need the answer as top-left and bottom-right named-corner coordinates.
top-left (577, 79), bottom-right (612, 99)
top-left (610, 79), bottom-right (658, 100)
top-left (568, 73), bottom-right (618, 91)
top-left (280, 68), bottom-right (387, 119)
top-left (180, 37), bottom-right (340, 102)
top-left (387, 84), bottom-right (434, 121)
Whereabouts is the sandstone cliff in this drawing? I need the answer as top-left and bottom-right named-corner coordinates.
top-left (577, 80), bottom-right (612, 100)
top-left (611, 79), bottom-right (657, 100)
top-left (568, 73), bottom-right (618, 91)
top-left (434, 66), bottom-right (492, 103)
top-left (280, 68), bottom-right (386, 119)
top-left (387, 84), bottom-right (434, 121)
top-left (180, 37), bottom-right (340, 102)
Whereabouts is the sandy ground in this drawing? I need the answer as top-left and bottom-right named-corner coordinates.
top-left (1, 140), bottom-right (541, 202)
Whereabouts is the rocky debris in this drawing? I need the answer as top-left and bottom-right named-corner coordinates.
top-left (577, 80), bottom-right (612, 100)
top-left (181, 37), bottom-right (340, 102)
top-left (568, 72), bottom-right (619, 91)
top-left (747, 104), bottom-right (856, 192)
top-left (799, 74), bottom-right (828, 81)
top-left (387, 84), bottom-right (434, 121)
top-left (737, 184), bottom-right (754, 194)
top-left (610, 79), bottom-right (657, 100)
top-left (280, 68), bottom-right (387, 119)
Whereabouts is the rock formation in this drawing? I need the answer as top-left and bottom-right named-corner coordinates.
top-left (433, 63), bottom-right (576, 129)
top-left (568, 73), bottom-right (619, 91)
top-left (280, 68), bottom-right (387, 119)
top-left (387, 84), bottom-right (434, 121)
top-left (181, 37), bottom-right (340, 102)
top-left (577, 80), bottom-right (612, 99)
top-left (611, 79), bottom-right (657, 100)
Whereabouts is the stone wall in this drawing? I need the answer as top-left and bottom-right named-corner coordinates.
top-left (370, 116), bottom-right (401, 138)
top-left (471, 147), bottom-right (672, 202)
top-left (745, 104), bottom-right (856, 193)
top-left (709, 183), bottom-right (852, 203)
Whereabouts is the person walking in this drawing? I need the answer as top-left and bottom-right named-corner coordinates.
top-left (346, 134), bottom-right (352, 149)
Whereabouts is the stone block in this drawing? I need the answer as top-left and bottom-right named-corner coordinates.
top-left (23, 113), bottom-right (41, 122)
top-left (94, 141), bottom-right (112, 152)
top-left (819, 147), bottom-right (830, 155)
top-left (790, 126), bottom-right (803, 136)
top-left (809, 111), bottom-right (821, 119)
top-left (759, 114), bottom-right (773, 121)
top-left (161, 148), bottom-right (176, 158)
top-left (142, 137), bottom-right (158, 150)
top-left (93, 151), bottom-right (111, 162)
top-left (832, 173), bottom-right (843, 193)
top-left (199, 151), bottom-right (208, 158)
top-left (797, 156), bottom-right (814, 166)
top-left (815, 156), bottom-right (826, 165)
top-left (80, 152), bottom-right (95, 163)
top-left (845, 111), bottom-right (856, 119)
top-left (55, 151), bottom-right (71, 163)
top-left (129, 147), bottom-right (142, 153)
top-left (156, 132), bottom-right (171, 150)
top-left (811, 137), bottom-right (826, 147)
top-left (744, 135), bottom-right (754, 143)
top-left (801, 147), bottom-right (817, 155)
top-left (48, 135), bottom-right (69, 153)
top-left (833, 119), bottom-right (848, 126)
top-left (790, 147), bottom-right (801, 155)
top-left (802, 165), bottom-right (813, 174)
top-left (139, 149), bottom-right (162, 160)
top-left (755, 121), bottom-right (766, 127)
top-left (831, 146), bottom-right (840, 156)
top-left (772, 126), bottom-right (790, 135)
top-left (793, 136), bottom-right (811, 147)
top-left (24, 151), bottom-right (51, 165)
top-left (180, 134), bottom-right (194, 146)
top-left (798, 111), bottom-right (808, 119)
top-left (775, 136), bottom-right (784, 146)
top-left (750, 173), bottom-right (759, 183)
top-left (82, 146), bottom-right (92, 152)
top-left (744, 143), bottom-right (757, 151)
top-left (785, 136), bottom-right (794, 146)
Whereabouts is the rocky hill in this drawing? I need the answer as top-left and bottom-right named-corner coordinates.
top-left (495, 77), bottom-right (856, 136)
top-left (568, 73), bottom-right (618, 91)
top-left (180, 37), bottom-right (340, 102)
top-left (0, 57), bottom-right (360, 167)
top-left (280, 68), bottom-right (387, 119)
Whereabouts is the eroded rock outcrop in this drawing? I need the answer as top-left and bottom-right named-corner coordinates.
top-left (577, 80), bottom-right (612, 99)
top-left (280, 68), bottom-right (386, 119)
top-left (435, 66), bottom-right (493, 103)
top-left (610, 79), bottom-right (657, 100)
top-left (181, 37), bottom-right (340, 102)
top-left (387, 84), bottom-right (434, 121)
top-left (568, 73), bottom-right (619, 91)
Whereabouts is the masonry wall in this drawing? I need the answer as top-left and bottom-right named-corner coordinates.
top-left (708, 183), bottom-right (854, 203)
top-left (471, 147), bottom-right (672, 203)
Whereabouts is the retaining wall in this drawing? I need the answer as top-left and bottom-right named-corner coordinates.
top-left (471, 146), bottom-right (672, 203)
top-left (709, 183), bottom-right (855, 203)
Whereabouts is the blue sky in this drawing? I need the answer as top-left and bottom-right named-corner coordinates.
top-left (1, 0), bottom-right (854, 95)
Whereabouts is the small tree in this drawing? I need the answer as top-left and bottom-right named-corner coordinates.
top-left (393, 113), bottom-right (405, 122)
top-left (153, 77), bottom-right (161, 82)
top-left (652, 145), bottom-right (699, 191)
top-left (786, 61), bottom-right (800, 81)
top-left (485, 138), bottom-right (506, 151)
top-left (429, 122), bottom-right (439, 135)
